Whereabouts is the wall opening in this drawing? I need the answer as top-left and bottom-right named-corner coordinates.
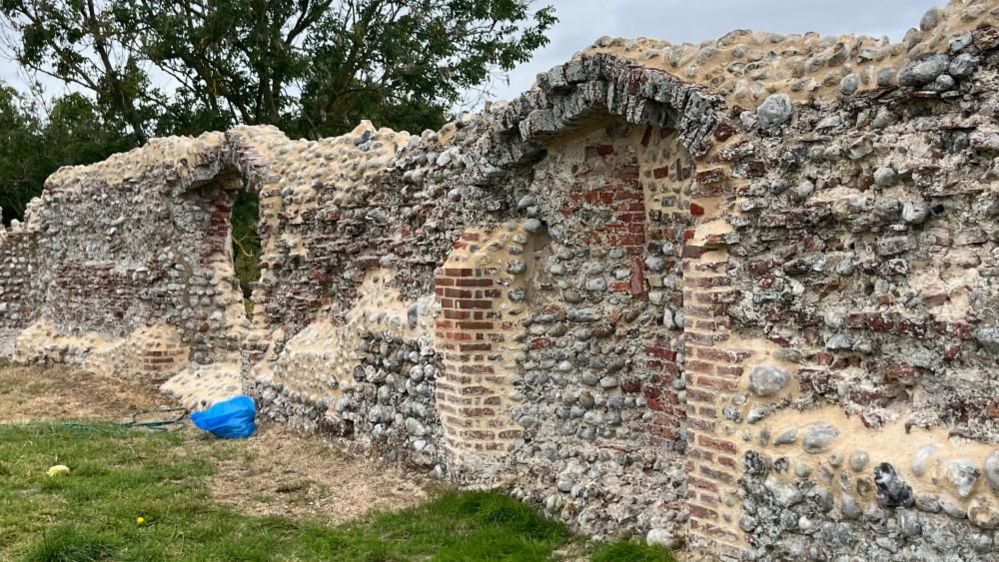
top-left (231, 189), bottom-right (261, 318)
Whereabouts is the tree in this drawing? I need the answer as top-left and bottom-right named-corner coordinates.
top-left (0, 0), bottom-right (164, 144)
top-left (0, 0), bottom-right (554, 140)
top-left (0, 84), bottom-right (129, 223)
top-left (0, 84), bottom-right (41, 222)
top-left (125, 0), bottom-right (555, 138)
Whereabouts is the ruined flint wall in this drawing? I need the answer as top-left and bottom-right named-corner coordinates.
top-left (3, 1), bottom-right (999, 559)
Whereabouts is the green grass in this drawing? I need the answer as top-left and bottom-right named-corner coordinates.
top-left (25, 526), bottom-right (113, 562)
top-left (0, 423), bottom-right (673, 561)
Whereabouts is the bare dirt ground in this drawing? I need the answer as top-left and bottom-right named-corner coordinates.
top-left (208, 426), bottom-right (430, 523)
top-left (0, 362), bottom-right (431, 524)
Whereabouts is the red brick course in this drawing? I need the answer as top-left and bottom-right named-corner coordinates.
top-left (434, 228), bottom-right (524, 456)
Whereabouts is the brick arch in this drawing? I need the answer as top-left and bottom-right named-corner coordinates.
top-left (479, 52), bottom-right (726, 185)
top-left (484, 117), bottom-right (704, 541)
top-left (465, 55), bottom-right (749, 549)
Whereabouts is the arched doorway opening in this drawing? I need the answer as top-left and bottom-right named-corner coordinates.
top-left (230, 189), bottom-right (262, 319)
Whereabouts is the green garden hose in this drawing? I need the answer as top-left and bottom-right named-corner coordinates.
top-left (3, 407), bottom-right (188, 434)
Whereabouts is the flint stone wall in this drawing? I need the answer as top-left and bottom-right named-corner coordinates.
top-left (4, 2), bottom-right (999, 559)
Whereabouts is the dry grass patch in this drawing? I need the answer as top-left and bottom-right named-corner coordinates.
top-left (207, 425), bottom-right (431, 523)
top-left (0, 363), bottom-right (174, 424)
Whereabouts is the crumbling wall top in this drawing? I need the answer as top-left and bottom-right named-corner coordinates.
top-left (577, 0), bottom-right (997, 106)
top-left (45, 132), bottom-right (230, 192)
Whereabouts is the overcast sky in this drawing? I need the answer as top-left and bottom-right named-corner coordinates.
top-left (0, 0), bottom-right (943, 110)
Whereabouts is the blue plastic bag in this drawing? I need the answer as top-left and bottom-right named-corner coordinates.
top-left (190, 395), bottom-right (257, 439)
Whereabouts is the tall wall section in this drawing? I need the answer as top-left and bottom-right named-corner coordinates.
top-left (4, 134), bottom-right (252, 386)
top-left (2, 1), bottom-right (999, 559)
